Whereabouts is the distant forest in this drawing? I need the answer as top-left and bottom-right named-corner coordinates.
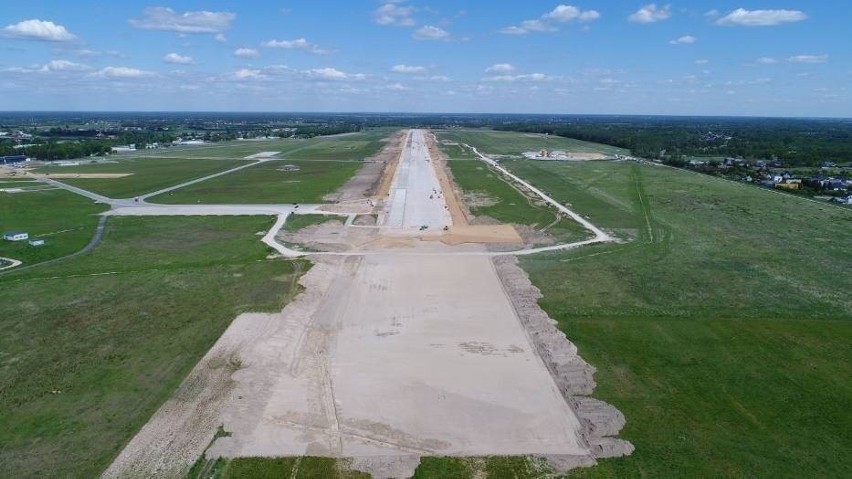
top-left (490, 116), bottom-right (852, 167)
top-left (1, 112), bottom-right (850, 166)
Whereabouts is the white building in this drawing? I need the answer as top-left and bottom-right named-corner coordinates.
top-left (3, 231), bottom-right (28, 241)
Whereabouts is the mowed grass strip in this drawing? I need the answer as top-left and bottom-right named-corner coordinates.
top-left (35, 158), bottom-right (245, 198)
top-left (150, 160), bottom-right (361, 204)
top-left (443, 152), bottom-right (590, 243)
top-left (0, 216), bottom-right (308, 478)
top-left (0, 188), bottom-right (108, 266)
top-left (507, 161), bottom-right (851, 477)
top-left (436, 128), bottom-right (627, 157)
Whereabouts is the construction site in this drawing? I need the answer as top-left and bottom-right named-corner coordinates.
top-left (100, 129), bottom-right (631, 478)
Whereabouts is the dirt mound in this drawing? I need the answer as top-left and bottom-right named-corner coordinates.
top-left (493, 256), bottom-right (634, 469)
top-left (324, 131), bottom-right (405, 203)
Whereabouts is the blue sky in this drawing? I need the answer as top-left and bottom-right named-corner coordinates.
top-left (1, 1), bottom-right (849, 116)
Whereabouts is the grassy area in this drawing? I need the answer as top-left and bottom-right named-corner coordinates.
top-left (188, 456), bottom-right (369, 478)
top-left (150, 160), bottom-right (361, 204)
top-left (283, 213), bottom-right (340, 232)
top-left (0, 188), bottom-right (108, 266)
top-left (436, 129), bottom-right (627, 157)
top-left (504, 160), bottom-right (851, 477)
top-left (128, 139), bottom-right (311, 159)
top-left (35, 158), bottom-right (244, 198)
top-left (0, 216), bottom-right (308, 477)
top-left (130, 130), bottom-right (391, 161)
top-left (443, 154), bottom-right (590, 243)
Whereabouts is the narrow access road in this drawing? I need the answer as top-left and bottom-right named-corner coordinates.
top-left (0, 215), bottom-right (108, 276)
top-left (465, 144), bottom-right (614, 243)
top-left (136, 159), bottom-right (266, 202)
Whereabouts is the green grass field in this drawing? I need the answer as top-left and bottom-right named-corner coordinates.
top-left (129, 130), bottom-right (390, 161)
top-left (436, 129), bottom-right (627, 157)
top-left (0, 216), bottom-right (308, 478)
top-left (499, 160), bottom-right (851, 477)
top-left (283, 213), bottom-right (338, 232)
top-left (189, 456), bottom-right (371, 479)
top-left (35, 158), bottom-right (245, 198)
top-left (149, 160), bottom-right (361, 204)
top-left (0, 188), bottom-right (108, 265)
top-left (445, 158), bottom-right (590, 243)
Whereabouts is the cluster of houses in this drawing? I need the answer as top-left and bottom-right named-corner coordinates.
top-left (683, 156), bottom-right (852, 204)
top-left (2, 231), bottom-right (45, 246)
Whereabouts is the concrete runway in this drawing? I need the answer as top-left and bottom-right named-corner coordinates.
top-left (383, 129), bottom-right (452, 230)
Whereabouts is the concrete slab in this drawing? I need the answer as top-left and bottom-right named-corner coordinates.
top-left (208, 254), bottom-right (588, 458)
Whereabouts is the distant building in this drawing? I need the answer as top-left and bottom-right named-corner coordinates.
top-left (3, 231), bottom-right (28, 241)
top-left (28, 239), bottom-right (45, 247)
top-left (0, 155), bottom-right (27, 164)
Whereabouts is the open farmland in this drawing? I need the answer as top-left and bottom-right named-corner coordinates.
top-left (497, 159), bottom-right (851, 477)
top-left (34, 158), bottom-right (244, 198)
top-left (437, 129), bottom-right (628, 157)
top-left (0, 188), bottom-right (108, 266)
top-left (149, 159), bottom-right (362, 204)
top-left (0, 216), bottom-right (307, 478)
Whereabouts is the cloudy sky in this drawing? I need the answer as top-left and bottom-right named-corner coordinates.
top-left (1, 1), bottom-right (848, 116)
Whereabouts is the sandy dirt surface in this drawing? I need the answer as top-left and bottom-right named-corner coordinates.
top-left (106, 128), bottom-right (629, 478)
top-left (325, 131), bottom-right (404, 204)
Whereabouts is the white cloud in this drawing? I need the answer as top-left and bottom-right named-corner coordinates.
top-left (91, 66), bottom-right (155, 78)
top-left (392, 64), bottom-right (427, 73)
top-left (129, 7), bottom-right (235, 34)
top-left (628, 4), bottom-right (672, 24)
top-left (162, 53), bottom-right (194, 64)
top-left (232, 68), bottom-right (267, 80)
top-left (4, 60), bottom-right (91, 74)
top-left (501, 4), bottom-right (599, 35)
top-left (484, 73), bottom-right (552, 82)
top-left (670, 35), bottom-right (696, 45)
top-left (412, 25), bottom-right (450, 41)
top-left (373, 2), bottom-right (416, 26)
top-left (40, 60), bottom-right (89, 72)
top-left (385, 82), bottom-right (409, 91)
top-left (544, 5), bottom-right (600, 22)
top-left (787, 54), bottom-right (828, 64)
top-left (694, 59), bottom-right (709, 65)
top-left (214, 33), bottom-right (227, 43)
top-left (305, 67), bottom-right (365, 81)
top-left (716, 8), bottom-right (806, 27)
top-left (2, 19), bottom-right (77, 42)
top-left (416, 75), bottom-right (450, 82)
top-left (704, 9), bottom-right (720, 18)
top-left (234, 48), bottom-right (259, 58)
top-left (499, 26), bottom-right (529, 35)
top-left (755, 57), bottom-right (778, 64)
top-left (261, 38), bottom-right (332, 54)
top-left (485, 63), bottom-right (516, 73)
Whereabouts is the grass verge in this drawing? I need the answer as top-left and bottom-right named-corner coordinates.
top-left (150, 160), bottom-right (361, 204)
top-left (0, 188), bottom-right (108, 266)
top-left (0, 216), bottom-right (308, 477)
top-left (36, 158), bottom-right (244, 198)
top-left (508, 160), bottom-right (851, 477)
